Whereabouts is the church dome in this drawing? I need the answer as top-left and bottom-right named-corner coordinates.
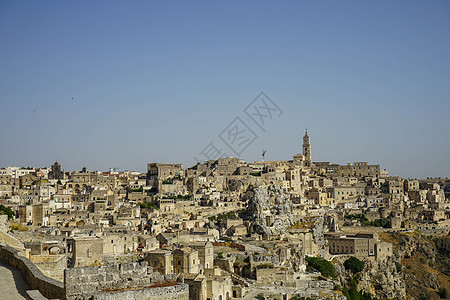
top-left (293, 153), bottom-right (304, 161)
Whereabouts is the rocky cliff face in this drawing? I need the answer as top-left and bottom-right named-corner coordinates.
top-left (358, 256), bottom-right (406, 299)
top-left (383, 232), bottom-right (450, 300)
top-left (312, 216), bottom-right (331, 259)
top-left (247, 185), bottom-right (295, 236)
top-left (396, 233), bottom-right (436, 262)
top-left (336, 255), bottom-right (406, 299)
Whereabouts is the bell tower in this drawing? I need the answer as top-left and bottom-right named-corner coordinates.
top-left (303, 129), bottom-right (311, 165)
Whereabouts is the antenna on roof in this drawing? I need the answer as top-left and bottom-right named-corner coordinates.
top-left (262, 149), bottom-right (266, 163)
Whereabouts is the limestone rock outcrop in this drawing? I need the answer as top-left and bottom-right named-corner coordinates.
top-left (357, 256), bottom-right (406, 299)
top-left (247, 185), bottom-right (296, 237)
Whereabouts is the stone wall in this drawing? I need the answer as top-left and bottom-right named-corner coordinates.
top-left (72, 236), bottom-right (104, 267)
top-left (65, 261), bottom-right (184, 300)
top-left (31, 254), bottom-right (66, 282)
top-left (212, 241), bottom-right (245, 251)
top-left (65, 261), bottom-right (151, 295)
top-left (24, 241), bottom-right (43, 255)
top-left (0, 215), bottom-right (9, 231)
top-left (0, 242), bottom-right (65, 299)
top-left (66, 283), bottom-right (189, 300)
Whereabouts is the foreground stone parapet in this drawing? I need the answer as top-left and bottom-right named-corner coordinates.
top-left (0, 242), bottom-right (65, 300)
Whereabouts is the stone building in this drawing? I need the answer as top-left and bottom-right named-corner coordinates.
top-left (30, 253), bottom-right (67, 282)
top-left (305, 189), bottom-right (331, 206)
top-left (333, 184), bottom-right (366, 200)
top-left (145, 249), bottom-right (174, 275)
top-left (188, 241), bottom-right (214, 270)
top-left (303, 129), bottom-right (312, 167)
top-left (422, 210), bottom-right (446, 222)
top-left (48, 161), bottom-right (65, 180)
top-left (147, 163), bottom-right (183, 187)
top-left (184, 268), bottom-right (232, 300)
top-left (315, 162), bottom-right (384, 178)
top-left (173, 247), bottom-right (199, 274)
top-left (325, 232), bottom-right (392, 260)
top-left (18, 203), bottom-right (51, 226)
top-left (327, 234), bottom-right (376, 257)
top-left (18, 204), bottom-right (33, 224)
top-left (160, 198), bottom-right (176, 212)
top-left (71, 236), bottom-right (104, 267)
top-left (103, 234), bottom-right (125, 255)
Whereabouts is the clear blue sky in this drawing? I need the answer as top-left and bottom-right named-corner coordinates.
top-left (1, 1), bottom-right (449, 178)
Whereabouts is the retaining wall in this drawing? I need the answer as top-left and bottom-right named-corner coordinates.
top-left (0, 242), bottom-right (65, 299)
top-left (66, 283), bottom-right (189, 300)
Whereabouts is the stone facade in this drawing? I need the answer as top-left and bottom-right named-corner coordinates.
top-left (173, 247), bottom-right (199, 274)
top-left (72, 236), bottom-right (104, 267)
top-left (325, 232), bottom-right (392, 260)
top-left (145, 249), bottom-right (174, 275)
top-left (188, 241), bottom-right (214, 270)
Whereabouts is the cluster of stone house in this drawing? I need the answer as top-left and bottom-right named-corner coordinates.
top-left (0, 131), bottom-right (448, 299)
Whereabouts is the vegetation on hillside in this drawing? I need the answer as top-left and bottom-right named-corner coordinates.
top-left (343, 274), bottom-right (377, 300)
top-left (344, 213), bottom-right (390, 228)
top-left (434, 236), bottom-right (450, 277)
top-left (288, 220), bottom-right (314, 229)
top-left (0, 205), bottom-right (15, 220)
top-left (344, 257), bottom-right (365, 274)
top-left (305, 256), bottom-right (337, 279)
top-left (379, 231), bottom-right (450, 299)
top-left (162, 175), bottom-right (182, 184)
top-left (138, 201), bottom-right (159, 210)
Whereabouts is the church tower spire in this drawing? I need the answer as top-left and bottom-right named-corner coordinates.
top-left (303, 129), bottom-right (311, 165)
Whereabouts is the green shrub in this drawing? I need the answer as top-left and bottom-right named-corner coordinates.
top-left (138, 202), bottom-right (159, 210)
top-left (344, 275), bottom-right (377, 300)
top-left (369, 218), bottom-right (390, 228)
top-left (344, 257), bottom-right (365, 274)
top-left (437, 288), bottom-right (447, 299)
top-left (395, 262), bottom-right (402, 272)
top-left (305, 256), bottom-right (337, 279)
top-left (0, 205), bottom-right (15, 220)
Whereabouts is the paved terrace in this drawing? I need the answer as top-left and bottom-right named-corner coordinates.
top-left (0, 260), bottom-right (29, 300)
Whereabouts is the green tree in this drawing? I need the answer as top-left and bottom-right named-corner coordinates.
top-left (256, 293), bottom-right (264, 300)
top-left (344, 275), bottom-right (376, 300)
top-left (0, 205), bottom-right (15, 220)
top-left (305, 256), bottom-right (337, 279)
top-left (344, 257), bottom-right (365, 274)
top-left (138, 202), bottom-right (159, 210)
top-left (437, 288), bottom-right (447, 299)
